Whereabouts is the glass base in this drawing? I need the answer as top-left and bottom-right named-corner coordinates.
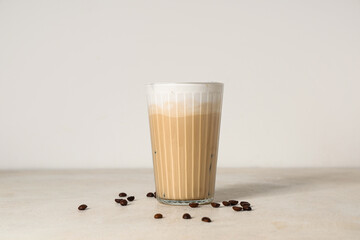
top-left (157, 197), bottom-right (213, 206)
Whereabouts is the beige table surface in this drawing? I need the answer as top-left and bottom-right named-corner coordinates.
top-left (1, 168), bottom-right (359, 240)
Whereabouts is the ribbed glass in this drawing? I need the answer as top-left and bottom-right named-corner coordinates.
top-left (146, 82), bottom-right (223, 205)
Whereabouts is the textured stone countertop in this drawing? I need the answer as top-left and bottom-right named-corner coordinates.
top-left (1, 168), bottom-right (359, 240)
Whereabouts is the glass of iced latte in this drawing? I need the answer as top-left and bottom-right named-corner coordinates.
top-left (146, 82), bottom-right (223, 205)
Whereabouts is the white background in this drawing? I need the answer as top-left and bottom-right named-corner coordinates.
top-left (1, 0), bottom-right (359, 169)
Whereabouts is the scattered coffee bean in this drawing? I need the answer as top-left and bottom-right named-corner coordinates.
top-left (243, 206), bottom-right (252, 211)
top-left (119, 199), bottom-right (128, 206)
top-left (189, 202), bottom-right (199, 208)
top-left (211, 202), bottom-right (220, 208)
top-left (240, 201), bottom-right (251, 207)
top-left (127, 196), bottom-right (135, 201)
top-left (147, 192), bottom-right (154, 197)
top-left (222, 201), bottom-right (230, 206)
top-left (202, 217), bottom-right (211, 223)
top-left (119, 192), bottom-right (127, 197)
top-left (182, 213), bottom-right (191, 219)
top-left (154, 213), bottom-right (163, 219)
top-left (232, 206), bottom-right (243, 211)
top-left (78, 204), bottom-right (87, 210)
top-left (154, 192), bottom-right (156, 198)
top-left (115, 198), bottom-right (122, 203)
top-left (229, 200), bottom-right (239, 205)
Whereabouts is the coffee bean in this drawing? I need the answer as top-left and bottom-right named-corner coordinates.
top-left (154, 192), bottom-right (156, 198)
top-left (154, 213), bottom-right (163, 219)
top-left (211, 202), bottom-right (220, 208)
top-left (119, 199), bottom-right (128, 206)
top-left (182, 213), bottom-right (191, 219)
top-left (127, 196), bottom-right (135, 201)
top-left (201, 217), bottom-right (211, 223)
top-left (119, 192), bottom-right (127, 197)
top-left (243, 206), bottom-right (252, 211)
top-left (189, 202), bottom-right (199, 208)
top-left (115, 198), bottom-right (122, 203)
top-left (229, 200), bottom-right (238, 205)
top-left (222, 201), bottom-right (230, 206)
top-left (78, 204), bottom-right (87, 210)
top-left (240, 201), bottom-right (251, 207)
top-left (146, 192), bottom-right (154, 197)
top-left (232, 206), bottom-right (243, 211)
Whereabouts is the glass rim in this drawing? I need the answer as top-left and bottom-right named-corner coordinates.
top-left (146, 82), bottom-right (223, 86)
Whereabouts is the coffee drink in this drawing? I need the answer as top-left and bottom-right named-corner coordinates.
top-left (147, 83), bottom-right (223, 205)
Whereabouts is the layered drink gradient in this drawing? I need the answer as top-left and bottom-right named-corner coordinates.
top-left (147, 83), bottom-right (223, 205)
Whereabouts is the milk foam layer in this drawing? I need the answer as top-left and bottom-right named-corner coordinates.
top-left (147, 82), bottom-right (223, 117)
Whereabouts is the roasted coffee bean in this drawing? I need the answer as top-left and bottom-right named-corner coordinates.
top-left (232, 206), bottom-right (243, 211)
top-left (240, 201), bottom-right (251, 207)
top-left (119, 199), bottom-right (128, 206)
top-left (211, 202), bottom-right (220, 208)
top-left (78, 204), bottom-right (87, 210)
top-left (146, 192), bottom-right (154, 197)
top-left (115, 198), bottom-right (122, 203)
top-left (189, 202), bottom-right (199, 208)
top-left (119, 192), bottom-right (127, 197)
top-left (201, 217), bottom-right (211, 223)
top-left (243, 206), bottom-right (252, 211)
top-left (229, 200), bottom-right (239, 205)
top-left (127, 196), bottom-right (135, 201)
top-left (222, 201), bottom-right (230, 206)
top-left (154, 213), bottom-right (163, 219)
top-left (154, 192), bottom-right (156, 198)
top-left (182, 213), bottom-right (191, 219)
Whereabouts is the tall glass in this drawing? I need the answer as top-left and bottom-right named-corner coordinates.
top-left (146, 82), bottom-right (224, 205)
